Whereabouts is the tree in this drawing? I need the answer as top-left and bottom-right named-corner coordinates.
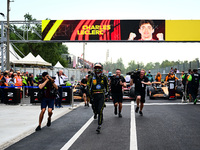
top-left (126, 60), bottom-right (138, 73)
top-left (154, 62), bottom-right (160, 69)
top-left (9, 13), bottom-right (69, 67)
top-left (115, 58), bottom-right (126, 74)
top-left (103, 58), bottom-right (126, 74)
top-left (160, 60), bottom-right (173, 68)
top-left (104, 61), bottom-right (115, 73)
top-left (144, 62), bottom-right (155, 71)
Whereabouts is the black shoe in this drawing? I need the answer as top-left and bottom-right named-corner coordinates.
top-left (139, 111), bottom-right (143, 116)
top-left (96, 125), bottom-right (101, 133)
top-left (35, 125), bottom-right (41, 131)
top-left (87, 103), bottom-right (89, 107)
top-left (104, 103), bottom-right (106, 107)
top-left (85, 103), bottom-right (87, 106)
top-left (135, 107), bottom-right (139, 113)
top-left (118, 113), bottom-right (122, 118)
top-left (94, 113), bottom-right (97, 119)
top-left (47, 119), bottom-right (51, 127)
top-left (114, 107), bottom-right (117, 115)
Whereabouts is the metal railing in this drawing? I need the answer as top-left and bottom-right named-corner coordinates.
top-left (151, 60), bottom-right (199, 76)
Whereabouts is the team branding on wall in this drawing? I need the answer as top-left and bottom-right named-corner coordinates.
top-left (42, 20), bottom-right (200, 42)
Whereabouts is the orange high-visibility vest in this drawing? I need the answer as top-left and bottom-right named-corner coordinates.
top-left (15, 76), bottom-right (22, 86)
top-left (155, 75), bottom-right (162, 82)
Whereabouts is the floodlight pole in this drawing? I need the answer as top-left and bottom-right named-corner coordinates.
top-left (1, 21), bottom-right (4, 71)
top-left (6, 0), bottom-right (10, 70)
top-left (83, 43), bottom-right (87, 76)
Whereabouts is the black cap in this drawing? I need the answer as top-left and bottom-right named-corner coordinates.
top-left (42, 72), bottom-right (48, 77)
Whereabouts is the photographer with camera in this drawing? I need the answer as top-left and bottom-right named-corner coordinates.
top-left (130, 69), bottom-right (151, 116)
top-left (109, 69), bottom-right (126, 118)
top-left (35, 72), bottom-right (58, 131)
top-left (55, 70), bottom-right (68, 108)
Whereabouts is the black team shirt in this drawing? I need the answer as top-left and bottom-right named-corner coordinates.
top-left (134, 76), bottom-right (149, 93)
top-left (111, 76), bottom-right (126, 93)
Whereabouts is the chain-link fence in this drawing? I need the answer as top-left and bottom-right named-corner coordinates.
top-left (14, 67), bottom-right (83, 82)
top-left (150, 60), bottom-right (199, 81)
top-left (151, 60), bottom-right (199, 75)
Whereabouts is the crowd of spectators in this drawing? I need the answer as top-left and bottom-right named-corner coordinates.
top-left (0, 69), bottom-right (39, 101)
top-left (0, 69), bottom-right (38, 88)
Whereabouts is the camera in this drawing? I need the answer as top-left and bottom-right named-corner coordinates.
top-left (126, 69), bottom-right (140, 80)
top-left (88, 71), bottom-right (94, 78)
top-left (38, 74), bottom-right (43, 82)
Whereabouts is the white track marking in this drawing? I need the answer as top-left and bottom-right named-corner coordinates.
top-left (61, 116), bottom-right (94, 150)
top-left (105, 102), bottom-right (195, 106)
top-left (130, 101), bottom-right (138, 150)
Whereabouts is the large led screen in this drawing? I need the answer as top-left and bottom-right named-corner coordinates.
top-left (42, 20), bottom-right (200, 42)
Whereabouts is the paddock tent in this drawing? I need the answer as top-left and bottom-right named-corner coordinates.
top-left (35, 55), bottom-right (52, 66)
top-left (12, 52), bottom-right (52, 66)
top-left (0, 44), bottom-right (22, 64)
top-left (9, 44), bottom-right (22, 62)
top-left (54, 61), bottom-right (64, 68)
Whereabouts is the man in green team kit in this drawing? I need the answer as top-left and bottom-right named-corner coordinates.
top-left (87, 63), bottom-right (109, 133)
top-left (187, 69), bottom-right (200, 104)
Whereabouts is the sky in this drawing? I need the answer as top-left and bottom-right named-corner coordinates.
top-left (0, 0), bottom-right (200, 67)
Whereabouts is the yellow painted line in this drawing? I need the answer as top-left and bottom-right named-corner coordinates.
top-left (44, 20), bottom-right (63, 41)
top-left (42, 20), bottom-right (50, 32)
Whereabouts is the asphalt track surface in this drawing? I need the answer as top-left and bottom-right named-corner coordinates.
top-left (5, 98), bottom-right (200, 150)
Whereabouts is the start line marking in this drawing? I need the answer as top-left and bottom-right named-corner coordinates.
top-left (141, 103), bottom-right (195, 105)
top-left (106, 103), bottom-right (196, 106)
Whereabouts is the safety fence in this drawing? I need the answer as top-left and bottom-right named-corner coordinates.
top-left (0, 86), bottom-right (75, 107)
top-left (151, 60), bottom-right (200, 75)
top-left (14, 67), bottom-right (84, 82)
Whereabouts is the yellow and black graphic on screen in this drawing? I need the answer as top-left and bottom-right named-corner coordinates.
top-left (42, 20), bottom-right (63, 41)
top-left (42, 20), bottom-right (200, 41)
top-left (42, 20), bottom-right (120, 41)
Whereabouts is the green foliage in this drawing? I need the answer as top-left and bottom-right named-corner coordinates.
top-left (103, 58), bottom-right (126, 74)
top-left (104, 58), bottom-right (199, 75)
top-left (9, 13), bottom-right (69, 67)
top-left (126, 60), bottom-right (138, 72)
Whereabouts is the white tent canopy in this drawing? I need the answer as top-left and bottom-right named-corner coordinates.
top-left (9, 44), bottom-right (22, 62)
top-left (54, 61), bottom-right (64, 68)
top-left (35, 55), bottom-right (52, 66)
top-left (12, 52), bottom-right (52, 66)
top-left (0, 44), bottom-right (22, 64)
